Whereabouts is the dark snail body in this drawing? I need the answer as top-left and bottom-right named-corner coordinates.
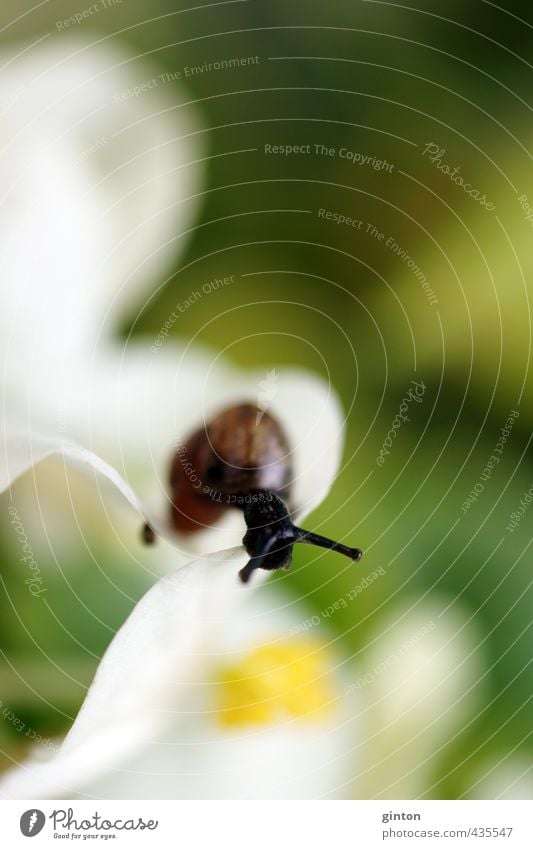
top-left (239, 491), bottom-right (362, 583)
top-left (143, 401), bottom-right (362, 583)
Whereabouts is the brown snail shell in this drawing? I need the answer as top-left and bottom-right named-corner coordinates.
top-left (169, 403), bottom-right (292, 534)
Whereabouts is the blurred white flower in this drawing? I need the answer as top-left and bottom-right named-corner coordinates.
top-left (0, 36), bottom-right (201, 397)
top-left (0, 33), bottom-right (202, 557)
top-left (0, 587), bottom-right (359, 799)
top-left (466, 755), bottom-right (533, 800)
top-left (0, 35), bottom-right (355, 799)
top-left (0, 36), bottom-right (344, 560)
top-left (354, 598), bottom-right (486, 799)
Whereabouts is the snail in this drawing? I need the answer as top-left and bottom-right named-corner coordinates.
top-left (143, 402), bottom-right (362, 583)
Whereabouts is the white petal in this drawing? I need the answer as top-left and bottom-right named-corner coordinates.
top-left (82, 356), bottom-right (346, 534)
top-left (0, 546), bottom-right (248, 800)
top-left (0, 36), bottom-right (201, 384)
top-left (80, 586), bottom-right (360, 800)
top-left (0, 432), bottom-right (149, 526)
top-left (356, 598), bottom-right (485, 798)
top-left (70, 352), bottom-right (344, 524)
top-left (2, 346), bottom-right (345, 555)
top-left (0, 364), bottom-right (346, 795)
top-left (82, 717), bottom-right (356, 800)
top-left (262, 369), bottom-right (344, 520)
top-left (0, 578), bottom-right (359, 800)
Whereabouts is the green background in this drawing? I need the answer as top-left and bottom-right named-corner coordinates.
top-left (1, 0), bottom-right (532, 798)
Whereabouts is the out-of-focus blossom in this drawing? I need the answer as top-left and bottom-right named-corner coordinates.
top-left (354, 598), bottom-right (485, 799)
top-left (0, 587), bottom-right (358, 799)
top-left (0, 36), bottom-right (201, 381)
top-left (467, 756), bottom-right (533, 800)
top-left (0, 35), bottom-right (355, 800)
top-left (0, 36), bottom-right (343, 558)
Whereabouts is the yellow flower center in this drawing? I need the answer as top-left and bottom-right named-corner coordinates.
top-left (214, 640), bottom-right (336, 728)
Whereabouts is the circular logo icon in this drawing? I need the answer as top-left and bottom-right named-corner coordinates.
top-left (20, 809), bottom-right (46, 837)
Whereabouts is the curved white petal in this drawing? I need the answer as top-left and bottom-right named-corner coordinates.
top-left (0, 546), bottom-right (248, 800)
top-left (64, 349), bottom-right (344, 526)
top-left (80, 587), bottom-right (360, 800)
top-left (82, 356), bottom-right (345, 541)
top-left (0, 350), bottom-right (347, 798)
top-left (0, 432), bottom-right (147, 525)
top-left (0, 36), bottom-right (201, 387)
top-left (2, 346), bottom-right (345, 556)
top-left (0, 581), bottom-right (359, 800)
top-left (253, 369), bottom-right (344, 520)
top-left (80, 688), bottom-right (357, 800)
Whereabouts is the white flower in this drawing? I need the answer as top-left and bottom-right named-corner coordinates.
top-left (0, 586), bottom-right (359, 799)
top-left (0, 36), bottom-right (344, 560)
top-left (355, 598), bottom-right (485, 799)
top-left (0, 35), bottom-right (201, 394)
top-left (0, 35), bottom-right (355, 798)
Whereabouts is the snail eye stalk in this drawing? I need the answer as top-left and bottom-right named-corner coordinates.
top-left (238, 491), bottom-right (362, 584)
